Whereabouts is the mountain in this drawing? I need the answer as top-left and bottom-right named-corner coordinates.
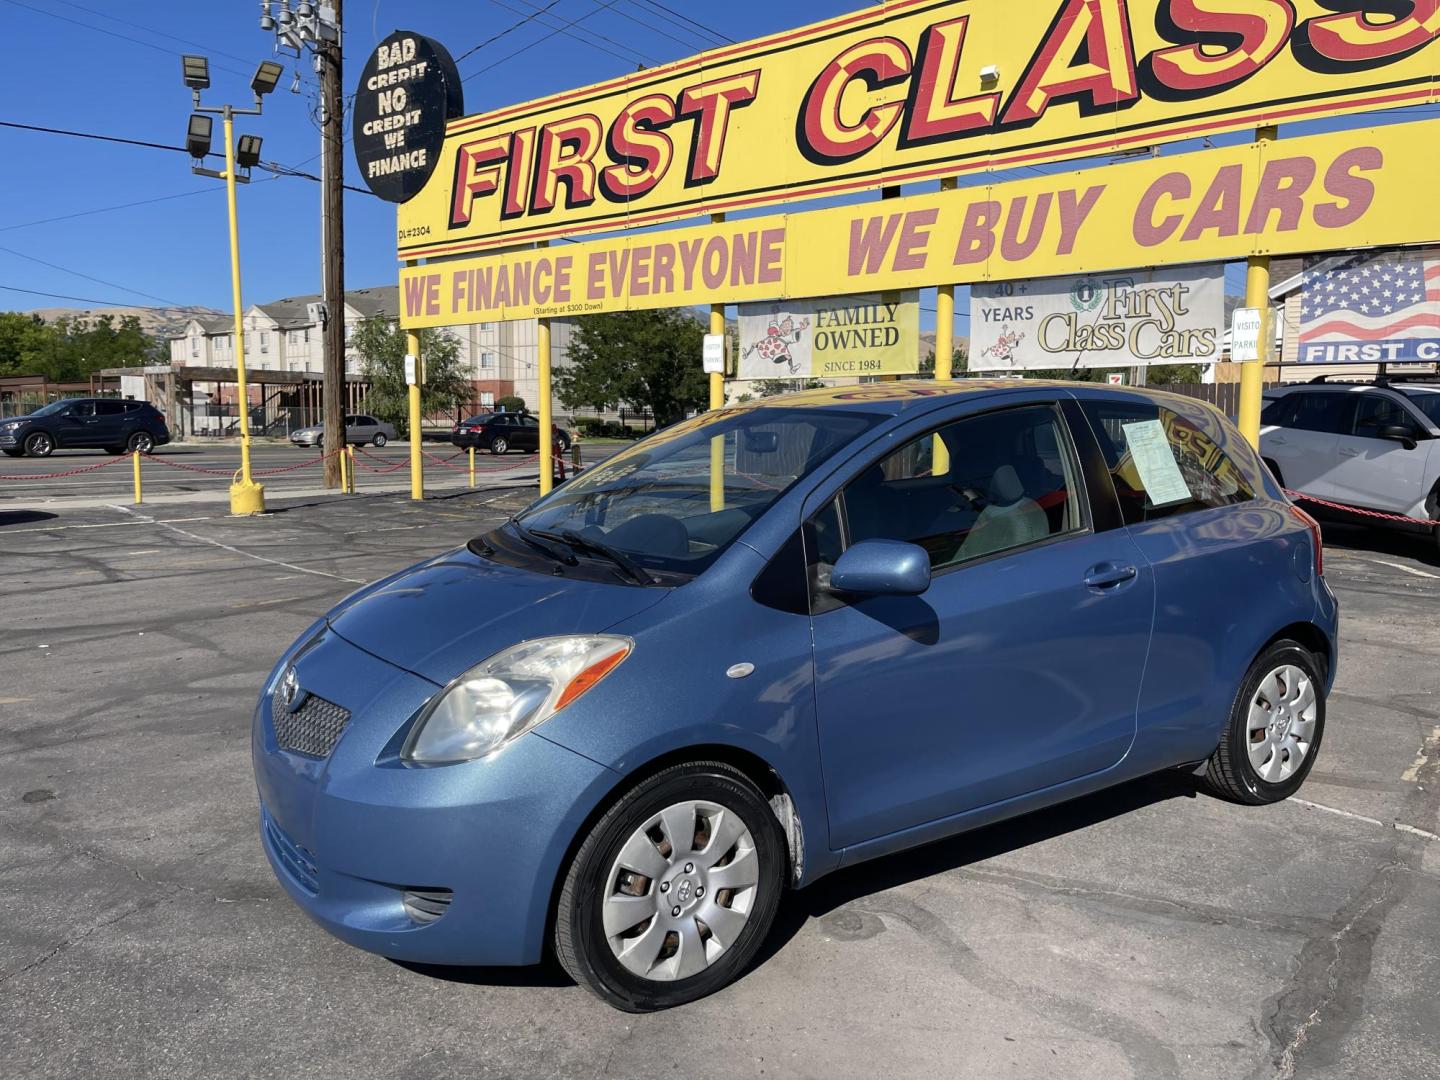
top-left (25, 304), bottom-right (223, 339)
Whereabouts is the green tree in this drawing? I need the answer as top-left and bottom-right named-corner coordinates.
top-left (0, 312), bottom-right (59, 376)
top-left (555, 309), bottom-right (708, 426)
top-left (352, 316), bottom-right (469, 438)
top-left (497, 394), bottom-right (526, 412)
top-left (917, 345), bottom-right (969, 378)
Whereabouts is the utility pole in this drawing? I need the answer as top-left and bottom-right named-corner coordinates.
top-left (260, 1), bottom-right (345, 488)
top-left (319, 0), bottom-right (344, 489)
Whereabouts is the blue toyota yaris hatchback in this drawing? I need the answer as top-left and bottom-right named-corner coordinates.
top-left (253, 381), bottom-right (1338, 1011)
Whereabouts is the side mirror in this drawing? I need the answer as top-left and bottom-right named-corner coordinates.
top-left (1376, 424), bottom-right (1418, 451)
top-left (829, 540), bottom-right (931, 597)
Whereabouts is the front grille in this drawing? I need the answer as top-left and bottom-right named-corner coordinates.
top-left (263, 810), bottom-right (319, 894)
top-left (272, 689), bottom-right (351, 758)
top-left (402, 889), bottom-right (454, 925)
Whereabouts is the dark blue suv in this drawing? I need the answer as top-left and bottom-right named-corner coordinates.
top-left (0, 397), bottom-right (171, 457)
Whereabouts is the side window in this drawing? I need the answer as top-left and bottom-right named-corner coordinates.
top-left (1080, 400), bottom-right (1255, 525)
top-left (842, 404), bottom-right (1082, 571)
top-left (1353, 394), bottom-right (1416, 439)
top-left (71, 402), bottom-right (95, 417)
top-left (343, 414), bottom-right (357, 426)
top-left (96, 400), bottom-right (125, 416)
top-left (122, 401), bottom-right (141, 413)
top-left (1260, 396), bottom-right (1292, 427)
top-left (522, 416), bottom-right (540, 429)
top-left (1287, 392), bottom-right (1354, 434)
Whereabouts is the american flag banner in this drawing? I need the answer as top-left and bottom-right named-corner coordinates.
top-left (1298, 248), bottom-right (1440, 365)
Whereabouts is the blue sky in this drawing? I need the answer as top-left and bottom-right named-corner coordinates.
top-left (1, 0), bottom-right (1435, 332)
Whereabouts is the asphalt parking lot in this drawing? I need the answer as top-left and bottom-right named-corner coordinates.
top-left (1, 492), bottom-right (1437, 1079)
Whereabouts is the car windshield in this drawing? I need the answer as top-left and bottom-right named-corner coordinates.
top-left (32, 399), bottom-right (77, 416)
top-left (509, 405), bottom-right (883, 580)
top-left (1401, 388), bottom-right (1440, 426)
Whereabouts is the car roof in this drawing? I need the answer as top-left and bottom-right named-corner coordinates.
top-left (720, 378), bottom-right (1160, 417)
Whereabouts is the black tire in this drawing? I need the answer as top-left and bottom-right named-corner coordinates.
top-left (104, 447), bottom-right (125, 456)
top-left (126, 431), bottom-right (155, 453)
top-left (23, 432), bottom-right (53, 458)
top-left (3, 448), bottom-right (23, 458)
top-left (555, 433), bottom-right (571, 453)
top-left (489, 436), bottom-right (508, 455)
top-left (554, 761), bottom-right (786, 1012)
top-left (372, 433), bottom-right (387, 447)
top-left (1202, 639), bottom-right (1326, 805)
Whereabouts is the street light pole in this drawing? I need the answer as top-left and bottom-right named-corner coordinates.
top-left (184, 55), bottom-right (280, 515)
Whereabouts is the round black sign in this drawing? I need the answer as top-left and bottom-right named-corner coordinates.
top-left (353, 31), bottom-right (463, 204)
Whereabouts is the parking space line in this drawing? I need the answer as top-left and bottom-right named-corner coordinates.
top-left (1289, 797), bottom-right (1439, 842)
top-left (0, 516), bottom-right (214, 534)
top-left (109, 505), bottom-right (367, 585)
top-left (1400, 726), bottom-right (1440, 783)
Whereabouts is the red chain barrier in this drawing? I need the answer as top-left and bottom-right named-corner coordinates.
top-left (0, 455), bottom-right (133, 480)
top-left (1286, 489), bottom-right (1439, 529)
top-left (353, 447), bottom-right (409, 474)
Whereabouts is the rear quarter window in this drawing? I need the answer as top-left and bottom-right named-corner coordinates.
top-left (1080, 398), bottom-right (1256, 525)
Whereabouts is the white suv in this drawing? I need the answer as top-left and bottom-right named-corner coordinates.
top-left (1260, 377), bottom-right (1440, 546)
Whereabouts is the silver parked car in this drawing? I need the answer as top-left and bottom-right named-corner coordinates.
top-left (290, 413), bottom-right (396, 448)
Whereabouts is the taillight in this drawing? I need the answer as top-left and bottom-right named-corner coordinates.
top-left (1289, 504), bottom-right (1323, 577)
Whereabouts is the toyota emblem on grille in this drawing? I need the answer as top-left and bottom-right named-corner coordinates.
top-left (279, 666), bottom-right (307, 713)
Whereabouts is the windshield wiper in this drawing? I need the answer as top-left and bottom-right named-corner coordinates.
top-left (531, 527), bottom-right (656, 586)
top-left (508, 518), bottom-right (577, 569)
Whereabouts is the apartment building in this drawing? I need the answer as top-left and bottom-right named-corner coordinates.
top-left (169, 286), bottom-right (578, 410)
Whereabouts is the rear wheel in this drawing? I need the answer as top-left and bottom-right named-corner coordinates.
top-left (489, 436), bottom-right (508, 455)
top-left (23, 432), bottom-right (53, 457)
top-left (126, 431), bottom-right (155, 453)
top-left (1202, 640), bottom-right (1325, 805)
top-left (371, 433), bottom-right (387, 447)
top-left (555, 761), bottom-right (786, 1012)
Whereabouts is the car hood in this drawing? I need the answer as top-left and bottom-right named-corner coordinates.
top-left (2, 413), bottom-right (36, 424)
top-left (325, 545), bottom-right (671, 684)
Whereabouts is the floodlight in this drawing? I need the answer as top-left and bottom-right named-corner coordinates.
top-left (186, 114), bottom-right (213, 159)
top-left (252, 60), bottom-right (284, 97)
top-left (182, 55), bottom-right (211, 91)
top-left (236, 134), bottom-right (264, 170)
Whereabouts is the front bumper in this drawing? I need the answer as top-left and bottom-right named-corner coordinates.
top-left (0, 433), bottom-right (17, 447)
top-left (290, 433), bottom-right (320, 447)
top-left (252, 628), bottom-right (618, 966)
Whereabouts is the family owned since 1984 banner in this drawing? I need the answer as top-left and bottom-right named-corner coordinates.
top-left (738, 293), bottom-right (920, 380)
top-left (970, 265), bottom-right (1225, 371)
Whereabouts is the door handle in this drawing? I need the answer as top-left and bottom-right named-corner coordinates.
top-left (1338, 447), bottom-right (1360, 458)
top-left (1084, 564), bottom-right (1138, 589)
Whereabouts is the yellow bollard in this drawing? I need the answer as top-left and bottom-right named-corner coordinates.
top-left (338, 444), bottom-right (350, 495)
top-left (347, 445), bottom-right (357, 494)
top-left (469, 445), bottom-right (476, 489)
top-left (132, 450), bottom-right (142, 505)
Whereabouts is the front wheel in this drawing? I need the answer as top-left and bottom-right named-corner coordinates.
top-left (1202, 640), bottom-right (1325, 805)
top-left (554, 761), bottom-right (786, 1012)
top-left (3, 448), bottom-right (23, 458)
top-left (23, 432), bottom-right (53, 457)
top-left (372, 433), bottom-right (387, 447)
top-left (555, 434), bottom-right (571, 453)
top-left (489, 436), bottom-right (508, 455)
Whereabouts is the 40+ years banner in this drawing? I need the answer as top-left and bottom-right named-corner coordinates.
top-left (395, 0), bottom-right (1440, 259)
top-left (970, 265), bottom-right (1225, 370)
top-left (400, 120), bottom-right (1440, 329)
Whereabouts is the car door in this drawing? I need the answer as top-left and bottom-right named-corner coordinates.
top-left (93, 400), bottom-right (127, 446)
top-left (1259, 391), bottom-right (1354, 498)
top-left (807, 397), bottom-right (1154, 851)
top-left (53, 401), bottom-right (96, 447)
top-left (350, 414), bottom-right (378, 443)
top-left (1327, 391), bottom-right (1434, 513)
top-left (516, 415), bottom-right (541, 450)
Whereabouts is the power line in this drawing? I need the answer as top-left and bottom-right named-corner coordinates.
top-left (455, 0), bottom-right (563, 63)
top-left (0, 283), bottom-right (219, 316)
top-left (0, 0), bottom-right (254, 80)
top-left (0, 188), bottom-right (219, 233)
top-left (0, 120), bottom-right (192, 155)
top-left (465, 0), bottom-right (628, 81)
top-left (630, 0), bottom-right (734, 45)
top-left (0, 244), bottom-right (184, 307)
top-left (592, 0), bottom-right (711, 55)
top-left (483, 0), bottom-right (656, 70)
top-left (44, 0), bottom-right (260, 68)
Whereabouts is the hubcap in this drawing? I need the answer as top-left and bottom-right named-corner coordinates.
top-left (602, 800), bottom-right (759, 982)
top-left (1246, 664), bottom-right (1318, 784)
top-left (29, 434), bottom-right (51, 454)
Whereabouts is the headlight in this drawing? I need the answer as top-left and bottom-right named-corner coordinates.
top-left (0, 422), bottom-right (18, 432)
top-left (402, 635), bottom-right (632, 764)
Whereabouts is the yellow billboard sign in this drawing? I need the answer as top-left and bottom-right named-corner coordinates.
top-left (400, 120), bottom-right (1440, 328)
top-left (396, 0), bottom-right (1439, 259)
